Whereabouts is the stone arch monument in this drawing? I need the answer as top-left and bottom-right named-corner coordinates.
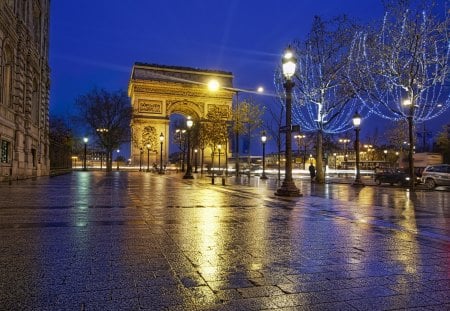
top-left (128, 63), bottom-right (234, 167)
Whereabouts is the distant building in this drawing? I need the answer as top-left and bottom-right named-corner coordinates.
top-left (0, 1), bottom-right (50, 182)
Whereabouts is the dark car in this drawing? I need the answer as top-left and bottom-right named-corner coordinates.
top-left (374, 169), bottom-right (418, 186)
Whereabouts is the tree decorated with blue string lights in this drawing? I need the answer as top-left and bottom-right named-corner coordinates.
top-left (275, 15), bottom-right (367, 183)
top-left (348, 0), bottom-right (449, 190)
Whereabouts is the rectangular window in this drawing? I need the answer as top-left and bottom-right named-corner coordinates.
top-left (1, 140), bottom-right (10, 163)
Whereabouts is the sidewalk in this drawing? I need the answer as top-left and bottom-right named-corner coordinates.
top-left (0, 171), bottom-right (449, 310)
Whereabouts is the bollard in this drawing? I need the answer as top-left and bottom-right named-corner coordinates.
top-left (222, 177), bottom-right (226, 186)
top-left (211, 177), bottom-right (215, 185)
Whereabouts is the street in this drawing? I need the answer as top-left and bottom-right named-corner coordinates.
top-left (0, 171), bottom-right (449, 310)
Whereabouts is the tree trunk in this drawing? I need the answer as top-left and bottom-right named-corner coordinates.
top-left (316, 131), bottom-right (325, 183)
top-left (106, 150), bottom-right (113, 172)
top-left (277, 137), bottom-right (281, 182)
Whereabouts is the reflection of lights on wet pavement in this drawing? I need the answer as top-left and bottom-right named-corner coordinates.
top-left (1, 171), bottom-right (449, 309)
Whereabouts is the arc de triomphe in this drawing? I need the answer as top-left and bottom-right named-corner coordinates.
top-left (128, 63), bottom-right (234, 167)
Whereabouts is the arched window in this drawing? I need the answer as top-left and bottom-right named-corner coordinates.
top-left (2, 46), bottom-right (13, 108)
top-left (31, 77), bottom-right (40, 124)
top-left (0, 49), bottom-right (3, 104)
top-left (33, 4), bottom-right (41, 45)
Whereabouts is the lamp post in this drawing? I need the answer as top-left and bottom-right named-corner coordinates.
top-left (403, 98), bottom-right (415, 191)
top-left (294, 134), bottom-right (306, 169)
top-left (383, 149), bottom-right (387, 164)
top-left (194, 149), bottom-right (198, 173)
top-left (139, 148), bottom-right (143, 171)
top-left (146, 144), bottom-right (150, 172)
top-left (276, 47), bottom-right (301, 197)
top-left (218, 144), bottom-right (222, 175)
top-left (183, 117), bottom-right (194, 179)
top-left (175, 129), bottom-right (186, 172)
top-left (159, 133), bottom-right (164, 174)
top-left (261, 131), bottom-right (268, 180)
top-left (352, 111), bottom-right (364, 186)
top-left (333, 153), bottom-right (337, 170)
top-left (339, 138), bottom-right (350, 169)
top-left (116, 149), bottom-right (120, 170)
top-left (83, 137), bottom-right (88, 171)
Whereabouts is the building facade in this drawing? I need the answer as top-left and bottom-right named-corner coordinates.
top-left (0, 0), bottom-right (50, 182)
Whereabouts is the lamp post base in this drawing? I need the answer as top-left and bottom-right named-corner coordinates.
top-left (159, 170), bottom-right (165, 175)
top-left (352, 179), bottom-right (365, 187)
top-left (275, 180), bottom-right (302, 197)
top-left (183, 170), bottom-right (194, 179)
top-left (260, 174), bottom-right (268, 180)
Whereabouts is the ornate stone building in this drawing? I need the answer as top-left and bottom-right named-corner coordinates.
top-left (0, 0), bottom-right (50, 182)
top-left (128, 63), bottom-right (234, 167)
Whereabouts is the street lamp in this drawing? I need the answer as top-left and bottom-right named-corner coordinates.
top-left (261, 131), bottom-right (268, 180)
top-left (383, 149), bottom-right (388, 164)
top-left (83, 137), bottom-right (88, 171)
top-left (339, 138), bottom-right (350, 168)
top-left (146, 143), bottom-right (150, 172)
top-left (403, 98), bottom-right (415, 191)
top-left (183, 117), bottom-right (194, 179)
top-left (352, 111), bottom-right (364, 186)
top-left (218, 144), bottom-right (222, 175)
top-left (159, 133), bottom-right (164, 174)
top-left (276, 47), bottom-right (301, 197)
top-left (294, 134), bottom-right (306, 169)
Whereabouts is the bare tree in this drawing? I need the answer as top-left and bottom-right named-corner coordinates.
top-left (203, 106), bottom-right (229, 175)
top-left (74, 88), bottom-right (131, 171)
top-left (436, 125), bottom-right (450, 164)
top-left (236, 99), bottom-right (265, 175)
top-left (49, 116), bottom-right (73, 170)
top-left (264, 101), bottom-right (284, 181)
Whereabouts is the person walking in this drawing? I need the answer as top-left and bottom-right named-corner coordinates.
top-left (309, 163), bottom-right (316, 182)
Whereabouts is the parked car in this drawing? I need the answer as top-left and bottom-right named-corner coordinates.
top-left (421, 164), bottom-right (450, 189)
top-left (374, 169), bottom-right (420, 186)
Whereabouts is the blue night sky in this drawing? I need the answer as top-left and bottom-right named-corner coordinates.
top-left (49, 0), bottom-right (449, 155)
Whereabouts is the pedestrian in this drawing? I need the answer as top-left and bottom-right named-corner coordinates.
top-left (309, 163), bottom-right (316, 182)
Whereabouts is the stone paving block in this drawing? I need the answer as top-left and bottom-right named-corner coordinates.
top-left (111, 286), bottom-right (140, 300)
top-left (179, 272), bottom-right (208, 287)
top-left (138, 292), bottom-right (187, 309)
top-left (211, 296), bottom-right (279, 310)
top-left (424, 289), bottom-right (450, 304)
top-left (207, 278), bottom-right (254, 291)
top-left (270, 292), bottom-right (320, 308)
top-left (349, 285), bottom-right (399, 298)
top-left (237, 285), bottom-right (285, 298)
top-left (186, 285), bottom-right (220, 306)
top-left (214, 288), bottom-right (242, 302)
top-left (428, 304), bottom-right (450, 310)
top-left (347, 292), bottom-right (442, 310)
top-left (280, 280), bottom-right (338, 293)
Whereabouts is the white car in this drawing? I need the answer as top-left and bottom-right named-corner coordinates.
top-left (421, 164), bottom-right (450, 189)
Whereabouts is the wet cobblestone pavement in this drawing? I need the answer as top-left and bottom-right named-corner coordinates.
top-left (0, 171), bottom-right (449, 310)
